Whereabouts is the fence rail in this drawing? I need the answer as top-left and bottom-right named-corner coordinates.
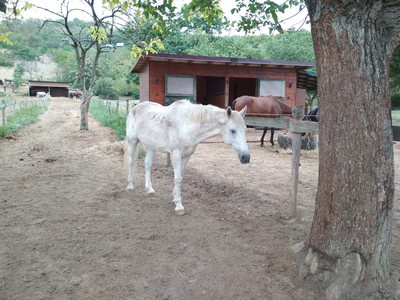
top-left (1, 93), bottom-right (50, 125)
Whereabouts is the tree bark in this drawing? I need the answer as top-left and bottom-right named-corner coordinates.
top-left (301, 1), bottom-right (400, 298)
top-left (79, 42), bottom-right (100, 131)
top-left (79, 97), bottom-right (90, 131)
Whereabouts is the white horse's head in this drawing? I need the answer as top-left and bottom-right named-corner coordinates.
top-left (223, 106), bottom-right (250, 164)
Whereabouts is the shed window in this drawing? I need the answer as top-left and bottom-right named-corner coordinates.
top-left (165, 75), bottom-right (195, 96)
top-left (165, 75), bottom-right (196, 106)
top-left (258, 79), bottom-right (285, 97)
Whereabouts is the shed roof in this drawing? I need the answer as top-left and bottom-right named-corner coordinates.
top-left (28, 81), bottom-right (70, 88)
top-left (131, 53), bottom-right (316, 73)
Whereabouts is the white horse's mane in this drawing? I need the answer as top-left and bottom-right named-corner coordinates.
top-left (176, 101), bottom-right (242, 124)
top-left (189, 104), bottom-right (223, 123)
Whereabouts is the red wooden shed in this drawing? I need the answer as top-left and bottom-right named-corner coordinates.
top-left (28, 81), bottom-right (70, 97)
top-left (130, 53), bottom-right (316, 108)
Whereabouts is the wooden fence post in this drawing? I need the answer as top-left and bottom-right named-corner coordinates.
top-left (1, 101), bottom-right (5, 125)
top-left (126, 100), bottom-right (129, 116)
top-left (289, 106), bottom-right (304, 218)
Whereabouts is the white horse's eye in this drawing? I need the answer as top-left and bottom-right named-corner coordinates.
top-left (230, 129), bottom-right (236, 134)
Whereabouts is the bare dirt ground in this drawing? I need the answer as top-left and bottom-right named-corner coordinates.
top-left (1, 97), bottom-right (399, 299)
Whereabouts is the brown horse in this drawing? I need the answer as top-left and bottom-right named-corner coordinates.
top-left (231, 95), bottom-right (292, 146)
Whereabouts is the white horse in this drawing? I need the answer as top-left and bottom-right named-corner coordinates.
top-left (36, 92), bottom-right (47, 98)
top-left (126, 100), bottom-right (250, 215)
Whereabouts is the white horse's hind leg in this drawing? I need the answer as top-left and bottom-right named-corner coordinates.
top-left (145, 149), bottom-right (155, 194)
top-left (126, 140), bottom-right (138, 190)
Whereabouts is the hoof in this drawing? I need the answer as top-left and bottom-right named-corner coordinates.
top-left (175, 210), bottom-right (186, 216)
top-left (126, 184), bottom-right (134, 190)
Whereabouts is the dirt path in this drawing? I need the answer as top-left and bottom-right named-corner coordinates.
top-left (1, 98), bottom-right (399, 299)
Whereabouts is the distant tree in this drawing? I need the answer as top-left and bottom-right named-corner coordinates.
top-left (185, 34), bottom-right (264, 59)
top-left (261, 30), bottom-right (315, 62)
top-left (21, 60), bottom-right (38, 80)
top-left (13, 63), bottom-right (24, 87)
top-left (305, 90), bottom-right (317, 111)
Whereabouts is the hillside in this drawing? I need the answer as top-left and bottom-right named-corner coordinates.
top-left (0, 51), bottom-right (62, 82)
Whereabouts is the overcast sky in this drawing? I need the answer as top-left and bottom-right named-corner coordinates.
top-left (21, 0), bottom-right (310, 34)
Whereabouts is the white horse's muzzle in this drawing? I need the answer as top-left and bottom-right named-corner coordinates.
top-left (239, 152), bottom-right (250, 164)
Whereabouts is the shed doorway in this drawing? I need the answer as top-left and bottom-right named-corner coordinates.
top-left (196, 76), bottom-right (257, 108)
top-left (229, 77), bottom-right (257, 106)
top-left (197, 76), bottom-right (225, 107)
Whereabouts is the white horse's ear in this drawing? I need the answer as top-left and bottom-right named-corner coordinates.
top-left (239, 105), bottom-right (247, 117)
top-left (226, 106), bottom-right (232, 118)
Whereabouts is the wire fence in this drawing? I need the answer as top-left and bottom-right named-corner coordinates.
top-left (92, 98), bottom-right (139, 116)
top-left (0, 93), bottom-right (50, 125)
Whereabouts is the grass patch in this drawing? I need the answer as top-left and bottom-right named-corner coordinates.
top-left (0, 105), bottom-right (48, 138)
top-left (89, 100), bottom-right (126, 140)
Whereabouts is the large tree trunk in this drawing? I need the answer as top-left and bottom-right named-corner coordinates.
top-left (301, 1), bottom-right (400, 299)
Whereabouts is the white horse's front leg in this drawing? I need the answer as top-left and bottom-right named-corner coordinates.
top-left (127, 140), bottom-right (138, 190)
top-left (171, 152), bottom-right (185, 215)
top-left (145, 149), bottom-right (155, 194)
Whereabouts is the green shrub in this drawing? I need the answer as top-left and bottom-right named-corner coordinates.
top-left (108, 90), bottom-right (120, 100)
top-left (93, 77), bottom-right (119, 100)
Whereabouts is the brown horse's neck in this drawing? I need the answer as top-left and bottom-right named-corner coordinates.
top-left (233, 96), bottom-right (253, 112)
